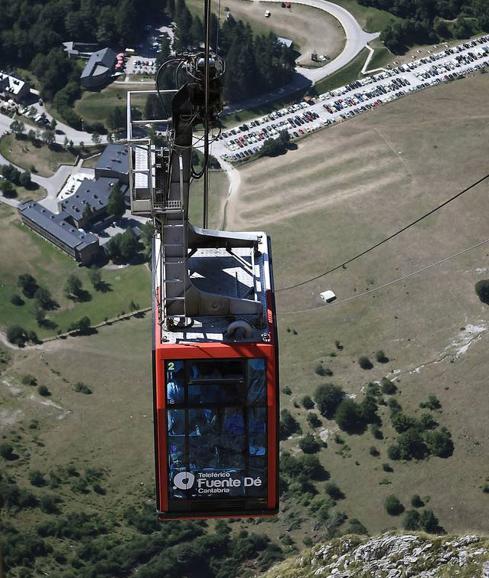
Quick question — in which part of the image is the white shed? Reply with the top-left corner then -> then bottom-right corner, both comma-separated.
320,290 -> 336,303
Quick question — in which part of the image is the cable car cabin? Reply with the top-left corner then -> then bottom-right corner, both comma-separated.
152,228 -> 279,520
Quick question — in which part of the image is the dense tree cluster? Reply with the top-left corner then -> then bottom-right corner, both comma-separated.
358,0 -> 489,53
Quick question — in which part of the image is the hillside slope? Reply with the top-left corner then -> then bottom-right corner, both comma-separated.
261,533 -> 489,577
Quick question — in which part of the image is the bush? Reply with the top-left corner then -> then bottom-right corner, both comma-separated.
314,383 -> 345,419
37,385 -> 50,397
387,445 -> 401,460
279,409 -> 301,440
375,350 -> 389,363
17,273 -> 38,298
385,495 -> 404,516
0,443 -> 17,460
21,374 -> 37,386
301,395 -> 314,410
0,179 -> 17,198
425,428 -> 454,458
420,395 -> 441,410
68,316 -> 92,335
74,382 -> 92,395
411,494 -> 424,508
391,412 -> 417,433
381,377 -> 397,395
370,424 -> 384,439
403,509 -> 421,530
314,364 -> 333,377
475,280 -> 489,304
282,385 -> 292,395
10,294 -> 24,306
419,509 -> 443,534
334,399 -> 366,434
29,470 -> 46,487
369,446 -> 380,457
6,325 -> 28,347
325,482 -> 345,500
346,518 -> 368,535
299,433 -> 321,454
306,412 -> 322,429
358,356 -> 373,370
382,463 -> 393,472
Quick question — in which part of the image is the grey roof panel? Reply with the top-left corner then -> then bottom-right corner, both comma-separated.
96,144 -> 129,175
18,202 -> 98,250
81,47 -> 117,79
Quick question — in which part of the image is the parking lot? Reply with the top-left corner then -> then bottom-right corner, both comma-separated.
125,55 -> 157,77
214,35 -> 489,162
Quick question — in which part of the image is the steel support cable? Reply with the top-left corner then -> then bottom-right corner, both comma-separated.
202,0 -> 212,227
280,236 -> 489,316
276,172 -> 489,293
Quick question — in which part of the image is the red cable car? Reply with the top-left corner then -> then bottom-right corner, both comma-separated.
152,231 -> 279,519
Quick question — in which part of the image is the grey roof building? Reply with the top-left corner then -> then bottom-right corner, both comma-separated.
80,47 -> 117,89
95,144 -> 129,184
0,72 -> 31,102
18,202 -> 99,264
60,177 -> 119,228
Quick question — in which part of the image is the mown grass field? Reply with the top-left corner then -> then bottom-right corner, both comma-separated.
226,71 -> 489,536
0,135 -> 76,177
0,204 -> 151,338
75,86 -> 150,127
2,68 -> 489,577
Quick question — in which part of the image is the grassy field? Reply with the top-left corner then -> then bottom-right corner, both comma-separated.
332,0 -> 401,33
0,204 -> 151,338
75,86 -> 150,127
0,135 -> 76,178
186,0 -> 345,66
188,169 -> 230,229
2,69 -> 489,576
226,71 -> 489,536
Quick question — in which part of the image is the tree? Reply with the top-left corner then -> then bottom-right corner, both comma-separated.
37,385 -> 50,397
425,428 -> 454,458
299,433 -> 321,454
10,119 -> 25,138
334,399 -> 365,434
475,280 -> 489,304
420,509 -> 443,533
91,132 -> 101,145
420,395 -> 441,410
29,470 -> 46,487
34,287 -> 56,310
0,180 -> 17,198
107,183 -> 126,219
106,229 -> 140,263
19,171 -> 32,188
314,383 -> 345,419
307,412 -> 322,429
397,428 -> 427,460
301,395 -> 314,410
42,129 -> 56,146
6,325 -> 28,347
403,509 -> 421,530
411,494 -> 424,508
68,316 -> 92,335
385,495 -> 404,516
88,269 -> 102,290
10,294 -> 24,306
375,350 -> 389,363
358,356 -> 373,369
279,409 -> 301,440
381,377 -> 397,395
107,106 -> 125,130
64,275 -> 83,299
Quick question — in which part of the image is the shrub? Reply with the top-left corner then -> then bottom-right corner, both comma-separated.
279,409 -> 301,440
301,395 -> 314,410
314,383 -> 345,418
282,385 -> 292,395
411,494 -> 424,508
0,443 -> 16,460
306,412 -> 322,429
74,382 -> 92,395
369,446 -> 380,457
303,536 -> 313,546
388,398 -> 402,413
21,374 -> 37,386
29,470 -> 46,487
391,412 -> 417,433
419,509 -> 443,533
403,509 -> 421,530
68,316 -> 92,335
382,463 -> 393,472
325,482 -> 345,500
376,351 -> 389,363
370,424 -> 384,439
482,485 -> 489,494
37,385 -> 50,397
17,273 -> 38,298
425,428 -> 454,458
346,518 -> 367,535
6,325 -> 28,347
475,280 -> 489,304
381,377 -> 397,395
314,364 -> 333,377
10,294 -> 24,306
334,399 -> 365,434
420,395 -> 441,410
299,433 -> 321,454
387,445 -> 401,460
385,495 -> 404,516
358,356 -> 373,370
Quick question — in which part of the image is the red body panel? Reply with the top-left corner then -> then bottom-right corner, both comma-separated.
154,341 -> 279,517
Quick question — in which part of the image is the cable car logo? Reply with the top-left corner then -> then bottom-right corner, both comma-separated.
173,471 -> 196,490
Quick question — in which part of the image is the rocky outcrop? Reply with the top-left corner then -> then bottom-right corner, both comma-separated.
261,533 -> 489,578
